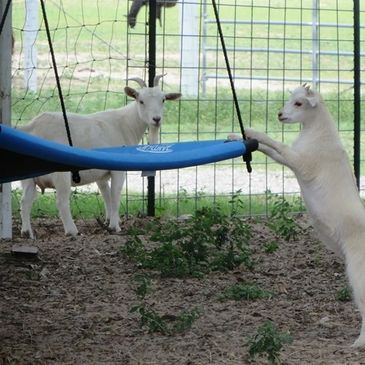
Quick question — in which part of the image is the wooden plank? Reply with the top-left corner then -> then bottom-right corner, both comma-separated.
11,244 -> 39,257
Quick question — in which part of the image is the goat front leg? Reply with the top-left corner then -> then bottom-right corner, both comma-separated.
53,172 -> 78,236
20,178 -> 37,239
228,129 -> 297,168
107,171 -> 126,233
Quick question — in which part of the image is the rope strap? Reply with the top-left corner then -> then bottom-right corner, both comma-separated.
211,0 -> 253,173
40,0 -> 80,183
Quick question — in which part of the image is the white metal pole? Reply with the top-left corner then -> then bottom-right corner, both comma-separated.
312,0 -> 319,88
24,0 -> 38,92
180,0 -> 200,97
0,0 -> 13,239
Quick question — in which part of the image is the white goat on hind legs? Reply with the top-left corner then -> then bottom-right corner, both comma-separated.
20,75 -> 181,239
229,85 -> 365,348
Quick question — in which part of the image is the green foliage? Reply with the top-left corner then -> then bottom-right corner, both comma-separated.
121,234 -> 148,265
268,194 -> 302,241
219,283 -> 272,301
264,240 -> 280,253
248,320 -> 292,365
132,273 -> 152,300
129,273 -> 200,335
121,205 -> 253,278
130,304 -> 170,335
171,307 -> 201,333
130,304 -> 200,335
336,286 -> 352,302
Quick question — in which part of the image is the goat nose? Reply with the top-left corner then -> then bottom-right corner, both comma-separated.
278,112 -> 282,118
153,116 -> 161,125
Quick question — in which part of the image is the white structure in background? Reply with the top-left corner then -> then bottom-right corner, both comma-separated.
179,0 -> 199,97
24,0 -> 38,92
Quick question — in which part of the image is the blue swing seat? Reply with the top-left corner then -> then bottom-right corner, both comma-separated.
0,124 -> 258,183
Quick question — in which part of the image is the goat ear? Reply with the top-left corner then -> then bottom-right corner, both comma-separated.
124,86 -> 139,100
306,95 -> 318,107
165,92 -> 182,101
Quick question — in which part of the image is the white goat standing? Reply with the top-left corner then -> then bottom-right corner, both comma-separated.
229,85 -> 365,347
20,75 -> 181,239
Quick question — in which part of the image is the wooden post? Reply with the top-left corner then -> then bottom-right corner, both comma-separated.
0,0 -> 12,239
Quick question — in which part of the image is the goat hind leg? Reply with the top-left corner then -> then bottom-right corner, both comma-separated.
96,178 -> 111,226
54,173 -> 78,236
108,171 -> 126,232
20,179 -> 37,238
346,243 -> 365,347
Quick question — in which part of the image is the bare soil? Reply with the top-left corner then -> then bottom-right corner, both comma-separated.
1,215 -> 365,365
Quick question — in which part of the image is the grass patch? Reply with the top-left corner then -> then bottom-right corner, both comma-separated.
12,188 -> 305,221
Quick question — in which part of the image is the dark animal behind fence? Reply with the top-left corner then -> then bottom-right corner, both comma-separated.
127,0 -> 178,28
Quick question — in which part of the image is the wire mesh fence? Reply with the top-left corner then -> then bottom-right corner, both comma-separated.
9,0 -> 365,220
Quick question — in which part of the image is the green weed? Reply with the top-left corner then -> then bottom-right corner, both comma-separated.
268,194 -> 302,241
248,320 -> 292,365
132,273 -> 153,300
130,304 -> 170,335
336,286 -> 352,302
219,283 -> 272,301
264,240 -> 280,253
130,273 -> 200,335
122,205 -> 253,278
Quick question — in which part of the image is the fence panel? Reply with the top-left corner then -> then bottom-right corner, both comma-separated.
6,0 -> 364,227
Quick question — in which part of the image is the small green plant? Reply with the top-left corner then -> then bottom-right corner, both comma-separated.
130,304 -> 169,334
148,241 -> 194,278
219,283 -> 272,301
248,320 -> 292,365
264,240 -> 279,253
121,233 -> 148,264
129,272 -> 200,335
171,307 -> 201,333
336,286 -> 352,302
268,194 -> 301,241
122,205 -> 253,278
130,302 -> 200,335
132,273 -> 152,300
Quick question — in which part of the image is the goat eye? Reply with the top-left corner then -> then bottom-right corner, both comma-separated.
294,101 -> 302,107
139,100 -> 144,105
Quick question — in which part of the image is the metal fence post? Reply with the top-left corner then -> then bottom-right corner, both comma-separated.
147,0 -> 156,216
353,0 -> 361,188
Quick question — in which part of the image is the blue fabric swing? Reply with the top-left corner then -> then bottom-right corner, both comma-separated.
0,124 -> 258,184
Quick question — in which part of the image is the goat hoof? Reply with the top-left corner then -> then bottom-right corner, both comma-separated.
65,229 -> 79,237
351,336 -> 365,348
21,230 -> 35,240
107,225 -> 122,235
227,133 -> 241,141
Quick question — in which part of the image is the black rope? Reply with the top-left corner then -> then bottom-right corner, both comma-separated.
0,0 -> 11,36
39,0 -> 80,183
211,0 -> 252,173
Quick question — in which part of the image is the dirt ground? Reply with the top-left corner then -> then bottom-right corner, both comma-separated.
1,215 -> 365,365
